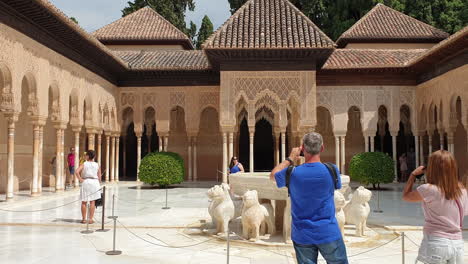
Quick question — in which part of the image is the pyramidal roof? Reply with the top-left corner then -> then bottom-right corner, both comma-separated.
336,4 -> 449,47
203,0 -> 335,49
93,7 -> 193,49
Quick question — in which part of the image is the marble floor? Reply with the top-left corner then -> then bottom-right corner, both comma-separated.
0,181 -> 467,264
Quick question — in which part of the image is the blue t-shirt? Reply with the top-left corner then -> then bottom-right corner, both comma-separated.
275,162 -> 342,245
230,163 -> 241,174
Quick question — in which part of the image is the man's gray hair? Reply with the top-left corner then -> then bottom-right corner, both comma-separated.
302,132 -> 323,155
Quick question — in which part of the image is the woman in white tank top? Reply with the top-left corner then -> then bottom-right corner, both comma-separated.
75,150 -> 101,224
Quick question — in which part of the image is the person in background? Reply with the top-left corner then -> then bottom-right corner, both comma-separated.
229,156 -> 244,174
270,132 -> 348,264
66,147 -> 75,188
75,150 -> 101,224
403,150 -> 468,264
399,153 -> 408,182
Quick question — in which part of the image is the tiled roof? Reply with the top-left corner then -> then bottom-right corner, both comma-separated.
113,50 -> 211,70
323,49 -> 427,69
203,0 -> 334,49
93,7 -> 192,48
337,4 -> 449,47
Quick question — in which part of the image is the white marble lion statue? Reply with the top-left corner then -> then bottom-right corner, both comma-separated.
344,186 -> 372,237
206,183 -> 235,235
241,190 -> 276,242
334,190 -> 347,238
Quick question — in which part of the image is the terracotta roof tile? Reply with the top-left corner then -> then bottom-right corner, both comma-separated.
323,49 -> 427,69
203,0 -> 334,49
337,4 -> 449,47
113,50 -> 211,70
93,7 -> 192,47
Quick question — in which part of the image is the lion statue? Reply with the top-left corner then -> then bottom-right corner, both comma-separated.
206,183 -> 235,235
334,190 -> 347,238
344,186 -> 372,237
241,190 -> 275,242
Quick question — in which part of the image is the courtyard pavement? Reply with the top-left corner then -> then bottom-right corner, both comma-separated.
0,181 -> 467,264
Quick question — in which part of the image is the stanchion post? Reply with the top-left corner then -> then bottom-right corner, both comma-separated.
96,186 -> 109,232
373,190 -> 383,213
81,202 -> 94,234
402,232 -> 405,264
162,188 -> 170,209
106,193 -> 122,255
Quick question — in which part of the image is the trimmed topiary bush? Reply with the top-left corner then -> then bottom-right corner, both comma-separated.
139,152 -> 185,187
349,152 -> 394,189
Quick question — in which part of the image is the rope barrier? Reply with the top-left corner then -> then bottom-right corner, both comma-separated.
348,235 -> 401,258
0,188 -> 102,213
403,233 -> 421,248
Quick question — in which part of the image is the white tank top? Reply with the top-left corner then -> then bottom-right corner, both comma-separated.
83,161 -> 99,179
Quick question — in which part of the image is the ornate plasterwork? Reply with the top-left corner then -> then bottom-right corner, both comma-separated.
121,92 -> 136,107
199,92 -> 219,110
233,76 -> 301,101
170,92 -> 185,108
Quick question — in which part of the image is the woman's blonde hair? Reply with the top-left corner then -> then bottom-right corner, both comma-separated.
426,150 -> 462,200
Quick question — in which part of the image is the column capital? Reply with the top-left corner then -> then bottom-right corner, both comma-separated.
30,116 -> 47,126
86,127 -> 99,134
53,121 -> 67,130
220,125 -> 236,133
363,130 -> 377,137
71,125 -> 82,133
104,131 -> 112,137
389,130 -> 399,137
135,132 -> 143,138
4,112 -> 19,123
333,131 -> 346,137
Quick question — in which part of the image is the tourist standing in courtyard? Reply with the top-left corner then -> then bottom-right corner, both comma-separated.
229,156 -> 244,174
75,150 -> 102,224
399,153 -> 408,182
403,150 -> 468,264
66,147 -> 75,188
270,132 -> 348,264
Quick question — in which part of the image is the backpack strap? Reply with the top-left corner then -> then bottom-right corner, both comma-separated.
323,162 -> 339,190
285,165 -> 295,197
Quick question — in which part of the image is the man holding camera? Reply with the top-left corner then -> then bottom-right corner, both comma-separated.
270,132 -> 348,264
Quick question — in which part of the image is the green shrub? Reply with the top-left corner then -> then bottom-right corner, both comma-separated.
349,152 -> 394,189
139,152 -> 185,187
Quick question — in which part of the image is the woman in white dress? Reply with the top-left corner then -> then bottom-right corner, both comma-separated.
75,150 -> 101,224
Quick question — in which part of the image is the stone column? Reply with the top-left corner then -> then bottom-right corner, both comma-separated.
335,136 -> 340,167
370,136 -> 375,152
5,113 -> 17,200
96,133 -> 102,165
105,134 -> 110,182
54,123 -> 66,192
115,135 -> 120,182
364,135 -> 369,152
136,133 -> 142,182
340,137 -> 346,173
222,132 -> 228,183
228,132 -> 234,160
110,136 -> 116,181
440,132 -> 445,150
73,127 -> 81,187
31,123 -> 42,196
122,134 -> 127,178
391,132 -> 398,182
158,136 -> 163,152
415,135 -> 420,168
193,136 -> 198,181
163,136 -> 168,152
188,136 -> 193,181
447,132 -> 455,153
38,126 -> 44,193
274,133 -> 280,166
428,134 -> 433,155
87,130 -> 96,151
419,136 -> 424,166
281,132 -> 286,162
249,129 -> 254,173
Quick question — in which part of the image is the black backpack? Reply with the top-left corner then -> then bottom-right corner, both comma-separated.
285,162 -> 339,196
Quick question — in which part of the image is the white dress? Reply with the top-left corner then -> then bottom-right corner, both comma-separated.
80,161 -> 101,202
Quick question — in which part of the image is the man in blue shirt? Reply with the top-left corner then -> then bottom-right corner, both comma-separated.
270,132 -> 348,264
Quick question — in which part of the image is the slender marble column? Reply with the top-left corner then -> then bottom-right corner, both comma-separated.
96,133 -> 102,165
391,133 -> 398,182
281,132 -> 286,162
122,134 -> 127,178
193,137 -> 198,181
340,137 -> 346,173
5,114 -> 17,200
158,136 -> 163,152
31,124 -> 41,196
87,132 -> 95,151
188,136 -> 193,181
440,132 -> 445,150
364,136 -> 369,152
105,135 -> 110,182
38,126 -> 44,193
447,132 -> 455,153
55,126 -> 65,192
110,136 -> 116,181
163,136 -> 168,152
335,136 -> 340,167
370,136 -> 375,152
137,134 -> 142,182
228,132 -> 234,160
275,133 -> 280,166
249,131 -> 254,173
428,135 -> 433,155
419,136 -> 424,166
415,135 -> 420,168
73,129 -> 80,187
115,136 -> 120,182
222,132 -> 228,183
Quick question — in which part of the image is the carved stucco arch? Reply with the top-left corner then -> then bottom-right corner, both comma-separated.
316,105 -> 335,132
20,71 -> 39,116
48,81 -> 61,122
400,104 -> 413,135
0,61 -> 13,111
348,105 -> 364,132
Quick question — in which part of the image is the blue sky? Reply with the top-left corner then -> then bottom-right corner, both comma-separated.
49,0 -> 231,33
